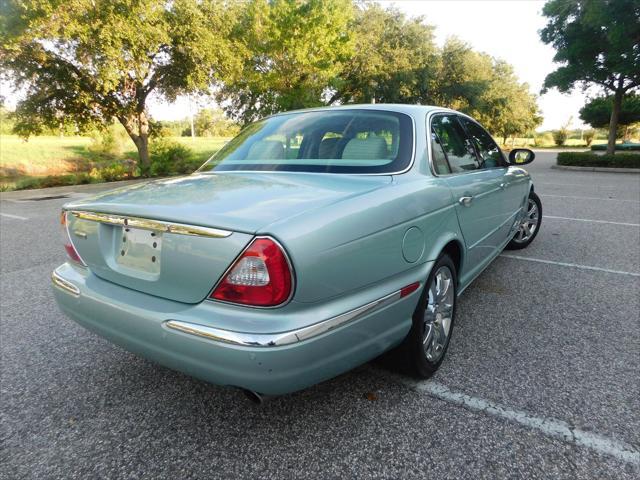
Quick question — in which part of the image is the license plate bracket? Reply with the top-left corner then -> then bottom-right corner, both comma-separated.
116,227 -> 162,274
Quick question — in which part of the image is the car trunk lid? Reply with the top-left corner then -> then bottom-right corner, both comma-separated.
64,172 -> 390,303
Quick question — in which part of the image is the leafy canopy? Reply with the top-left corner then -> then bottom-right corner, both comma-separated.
330,4 -> 438,105
540,0 -> 640,94
217,0 -> 354,124
434,39 -> 541,140
579,93 -> 640,128
0,0 -> 243,169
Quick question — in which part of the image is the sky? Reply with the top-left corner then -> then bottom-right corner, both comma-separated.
149,0 -> 594,130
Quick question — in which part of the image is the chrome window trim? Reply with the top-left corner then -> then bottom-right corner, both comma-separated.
205,235 -> 296,309
166,287 -> 409,347
51,270 -> 80,297
68,210 -> 233,239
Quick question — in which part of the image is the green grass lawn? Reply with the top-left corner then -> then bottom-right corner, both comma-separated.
0,135 -> 94,178
0,135 -> 229,188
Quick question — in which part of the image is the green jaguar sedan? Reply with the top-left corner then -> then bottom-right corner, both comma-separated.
52,104 -> 542,402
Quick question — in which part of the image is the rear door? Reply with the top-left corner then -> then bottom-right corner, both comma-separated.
430,114 -> 509,271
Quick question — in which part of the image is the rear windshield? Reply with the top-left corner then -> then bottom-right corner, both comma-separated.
199,109 -> 414,174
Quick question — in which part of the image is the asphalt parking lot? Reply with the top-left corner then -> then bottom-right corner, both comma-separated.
1,151 -> 639,479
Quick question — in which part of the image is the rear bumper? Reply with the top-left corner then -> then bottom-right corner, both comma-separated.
52,262 -> 425,395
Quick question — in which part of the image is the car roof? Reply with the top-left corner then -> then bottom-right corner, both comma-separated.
269,103 -> 456,119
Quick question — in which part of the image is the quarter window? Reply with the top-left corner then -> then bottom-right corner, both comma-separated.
431,115 -> 480,173
430,130 -> 452,174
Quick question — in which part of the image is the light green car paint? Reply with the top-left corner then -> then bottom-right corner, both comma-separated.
52,104 -> 533,395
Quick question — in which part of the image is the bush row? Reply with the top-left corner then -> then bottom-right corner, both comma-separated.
557,152 -> 640,168
1,139 -> 207,191
591,143 -> 640,151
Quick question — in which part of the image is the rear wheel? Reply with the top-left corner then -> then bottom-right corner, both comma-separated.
403,253 -> 457,378
506,191 -> 542,250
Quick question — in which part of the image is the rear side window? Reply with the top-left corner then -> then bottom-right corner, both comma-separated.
459,118 -> 505,168
431,115 -> 480,173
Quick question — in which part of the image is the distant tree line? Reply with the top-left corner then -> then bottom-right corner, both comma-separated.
1,0 -> 541,173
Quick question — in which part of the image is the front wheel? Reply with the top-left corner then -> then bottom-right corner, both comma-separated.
402,253 -> 457,378
506,191 -> 542,250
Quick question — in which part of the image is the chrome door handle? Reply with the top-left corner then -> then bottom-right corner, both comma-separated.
459,196 -> 473,207
499,182 -> 507,189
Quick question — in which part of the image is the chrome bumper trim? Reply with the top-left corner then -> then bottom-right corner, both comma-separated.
166,289 -> 405,347
51,270 -> 80,297
69,210 -> 232,239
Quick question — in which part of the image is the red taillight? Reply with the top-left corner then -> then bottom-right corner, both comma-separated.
60,211 -> 85,265
211,237 -> 293,307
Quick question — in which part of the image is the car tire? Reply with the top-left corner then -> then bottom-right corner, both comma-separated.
403,253 -> 457,378
505,191 -> 542,250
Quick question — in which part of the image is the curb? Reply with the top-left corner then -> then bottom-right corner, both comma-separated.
0,178 -> 150,200
552,165 -> 640,174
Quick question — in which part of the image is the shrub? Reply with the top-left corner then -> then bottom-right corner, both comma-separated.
100,162 -> 131,181
583,129 -> 595,146
553,129 -> 568,146
557,152 -> 640,168
87,123 -> 130,159
533,132 -> 554,147
149,139 -> 196,176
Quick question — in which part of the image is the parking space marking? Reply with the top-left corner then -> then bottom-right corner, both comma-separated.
536,182 -> 621,188
401,379 -> 640,465
501,254 -> 640,277
0,212 -> 28,220
541,194 -> 640,203
545,215 -> 640,227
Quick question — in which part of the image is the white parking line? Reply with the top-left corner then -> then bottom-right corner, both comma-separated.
401,379 -> 640,465
501,254 -> 640,277
541,194 -> 640,203
537,182 -> 620,188
0,212 -> 28,220
545,215 -> 640,227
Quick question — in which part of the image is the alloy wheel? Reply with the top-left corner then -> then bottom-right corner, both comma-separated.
423,266 -> 454,362
513,198 -> 539,243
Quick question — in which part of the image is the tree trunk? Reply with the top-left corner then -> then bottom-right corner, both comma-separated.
136,135 -> 150,176
138,111 -> 150,174
118,112 -> 151,176
606,87 -> 624,155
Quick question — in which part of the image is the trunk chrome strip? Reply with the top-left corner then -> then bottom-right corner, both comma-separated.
51,271 -> 80,297
69,211 -> 232,238
165,289 -> 405,347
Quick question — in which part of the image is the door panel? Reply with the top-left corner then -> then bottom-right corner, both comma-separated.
444,169 -> 508,269
430,114 -> 513,277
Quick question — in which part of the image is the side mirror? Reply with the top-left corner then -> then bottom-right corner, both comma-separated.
508,148 -> 535,165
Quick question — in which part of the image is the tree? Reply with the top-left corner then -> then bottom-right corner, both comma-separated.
0,0 -> 243,173
193,108 -> 240,137
328,4 -> 439,105
433,39 -> 541,142
540,0 -> 640,154
579,93 -> 640,129
217,0 -> 354,125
